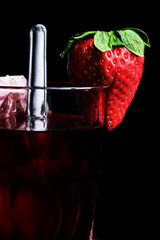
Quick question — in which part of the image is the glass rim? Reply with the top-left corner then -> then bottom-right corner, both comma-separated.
0,85 -> 108,91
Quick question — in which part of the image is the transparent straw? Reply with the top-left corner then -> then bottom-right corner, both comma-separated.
27,24 -> 47,130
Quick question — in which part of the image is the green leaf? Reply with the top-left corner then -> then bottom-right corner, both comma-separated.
112,32 -> 124,46
60,38 -> 75,58
125,28 -> 150,47
94,31 -> 113,52
117,29 -> 145,56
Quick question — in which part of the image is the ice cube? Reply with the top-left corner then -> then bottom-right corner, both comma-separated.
0,75 -> 27,87
0,75 -> 27,105
0,75 -> 27,129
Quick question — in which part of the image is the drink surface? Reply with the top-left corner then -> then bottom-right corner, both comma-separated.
0,123 -> 102,240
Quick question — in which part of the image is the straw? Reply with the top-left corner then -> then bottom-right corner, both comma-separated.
27,24 -> 47,130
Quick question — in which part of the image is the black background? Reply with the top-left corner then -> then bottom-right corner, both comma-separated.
0,3 -> 157,240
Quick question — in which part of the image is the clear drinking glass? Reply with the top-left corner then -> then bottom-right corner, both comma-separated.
0,84 -> 106,240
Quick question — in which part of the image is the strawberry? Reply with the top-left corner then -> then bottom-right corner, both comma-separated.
61,29 -> 150,130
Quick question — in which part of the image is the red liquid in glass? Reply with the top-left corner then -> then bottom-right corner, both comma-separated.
0,122 -> 102,240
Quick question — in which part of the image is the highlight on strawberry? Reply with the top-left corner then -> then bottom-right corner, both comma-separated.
61,28 -> 150,130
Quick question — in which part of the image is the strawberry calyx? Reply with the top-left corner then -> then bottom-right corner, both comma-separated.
60,28 -> 150,58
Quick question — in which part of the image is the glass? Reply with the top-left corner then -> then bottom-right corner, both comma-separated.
0,84 -> 106,240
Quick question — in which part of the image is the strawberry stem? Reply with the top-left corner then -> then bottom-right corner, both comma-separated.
74,31 -> 96,39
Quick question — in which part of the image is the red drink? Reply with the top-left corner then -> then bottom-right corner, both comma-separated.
0,125 -> 102,240
0,86 -> 105,240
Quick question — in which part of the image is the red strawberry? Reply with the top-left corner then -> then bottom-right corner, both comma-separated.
101,47 -> 145,130
61,29 -> 150,130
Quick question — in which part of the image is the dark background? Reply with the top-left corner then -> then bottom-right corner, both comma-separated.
0,3 -> 157,240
